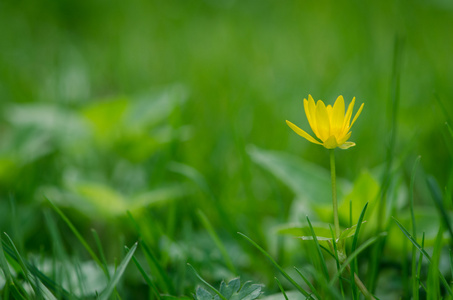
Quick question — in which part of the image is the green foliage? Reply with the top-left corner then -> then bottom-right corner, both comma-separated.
194,278 -> 262,300
1,1 -> 453,299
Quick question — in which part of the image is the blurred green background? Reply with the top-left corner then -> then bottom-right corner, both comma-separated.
1,0 -> 452,297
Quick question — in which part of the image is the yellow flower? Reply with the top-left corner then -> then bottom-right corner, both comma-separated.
286,95 -> 364,149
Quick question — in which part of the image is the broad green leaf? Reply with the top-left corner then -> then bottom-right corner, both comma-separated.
230,281 -> 262,300
338,171 -> 379,226
337,221 -> 366,241
44,183 -> 187,218
73,182 -> 127,215
130,185 -> 188,210
260,291 -> 305,300
125,85 -> 187,131
196,287 -> 214,300
299,236 -> 331,241
5,103 -> 90,148
248,145 -> 349,207
219,278 -> 242,299
82,87 -> 188,161
275,222 -> 332,239
193,277 -> 262,300
82,97 -> 129,141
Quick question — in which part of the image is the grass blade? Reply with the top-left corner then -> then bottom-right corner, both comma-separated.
1,238 -> 73,299
130,253 -> 162,300
350,203 -> 368,253
426,176 -> 453,241
127,211 -> 174,294
3,234 -> 59,299
46,198 -> 105,274
434,92 -> 453,125
98,242 -> 138,300
238,232 -> 313,298
447,122 -> 453,140
274,277 -> 289,300
329,226 -> 345,300
450,249 -> 453,280
329,233 -> 385,286
409,156 -> 421,238
417,233 -> 426,294
409,156 -> 421,300
0,234 -> 16,300
91,229 -> 111,280
197,210 -> 237,275
306,216 -> 329,282
3,232 -> 40,296
187,263 -> 228,300
294,266 -> 321,299
350,203 -> 368,299
427,225 -> 443,298
0,235 -> 13,281
393,218 -> 453,296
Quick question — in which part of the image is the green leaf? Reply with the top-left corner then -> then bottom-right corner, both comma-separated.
193,277 -> 262,300
188,263 -> 228,300
393,217 -> 453,296
231,281 -> 262,300
237,233 -> 312,298
275,222 -> 333,240
299,235 -> 332,241
98,242 -> 138,300
329,233 -> 386,286
338,171 -> 379,226
338,221 -> 366,241
130,253 -> 162,300
219,278 -> 241,299
196,287 -> 214,300
248,145 -> 349,207
124,85 -> 187,131
46,183 -> 187,218
82,97 -> 129,142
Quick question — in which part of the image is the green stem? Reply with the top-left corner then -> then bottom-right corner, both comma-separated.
330,149 -> 340,239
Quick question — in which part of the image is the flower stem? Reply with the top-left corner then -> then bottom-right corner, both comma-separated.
330,149 -> 340,239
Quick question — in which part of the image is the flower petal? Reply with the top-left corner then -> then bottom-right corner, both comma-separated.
332,95 -> 345,136
304,96 -> 318,137
349,102 -> 364,129
343,97 -> 355,132
286,120 -> 322,145
315,100 -> 330,141
338,131 -> 352,145
326,105 -> 333,120
339,141 -> 356,149
323,135 -> 339,149
305,95 -> 319,138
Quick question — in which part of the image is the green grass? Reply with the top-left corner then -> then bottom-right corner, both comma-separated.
1,0 -> 453,299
